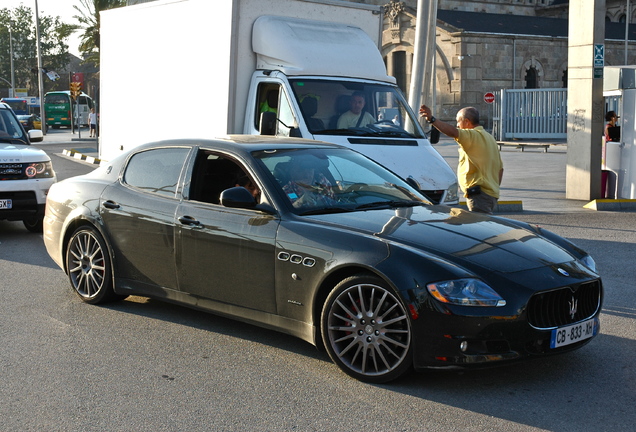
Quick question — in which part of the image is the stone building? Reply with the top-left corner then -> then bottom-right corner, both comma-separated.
352,0 -> 636,122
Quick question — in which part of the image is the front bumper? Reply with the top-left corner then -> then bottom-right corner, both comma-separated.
408,278 -> 603,369
411,313 -> 601,370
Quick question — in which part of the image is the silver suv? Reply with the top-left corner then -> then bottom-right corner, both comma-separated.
0,102 -> 56,232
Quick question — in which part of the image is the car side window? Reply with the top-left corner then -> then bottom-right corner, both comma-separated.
123,148 -> 189,197
189,150 -> 257,204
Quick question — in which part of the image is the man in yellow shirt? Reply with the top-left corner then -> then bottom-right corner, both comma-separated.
419,105 -> 504,214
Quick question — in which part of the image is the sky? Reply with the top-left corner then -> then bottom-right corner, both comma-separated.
3,0 -> 83,56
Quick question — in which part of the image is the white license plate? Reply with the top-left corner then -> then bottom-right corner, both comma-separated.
550,317 -> 599,349
0,199 -> 12,210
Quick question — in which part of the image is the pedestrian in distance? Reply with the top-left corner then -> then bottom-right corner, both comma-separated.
604,110 -> 620,142
419,105 -> 504,214
88,108 -> 97,138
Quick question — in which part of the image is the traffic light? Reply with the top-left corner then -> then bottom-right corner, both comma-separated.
70,82 -> 82,100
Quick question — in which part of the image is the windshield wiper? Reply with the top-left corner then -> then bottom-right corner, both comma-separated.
299,206 -> 356,216
355,200 -> 423,211
313,129 -> 358,136
0,137 -> 27,145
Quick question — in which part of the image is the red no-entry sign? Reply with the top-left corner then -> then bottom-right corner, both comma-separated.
484,92 -> 495,104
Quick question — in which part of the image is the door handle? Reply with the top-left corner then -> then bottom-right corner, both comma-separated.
178,215 -> 201,227
102,200 -> 120,209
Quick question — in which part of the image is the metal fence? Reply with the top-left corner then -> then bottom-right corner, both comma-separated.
492,88 -> 567,140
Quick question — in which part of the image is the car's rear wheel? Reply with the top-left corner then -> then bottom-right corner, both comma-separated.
321,274 -> 413,383
66,226 -> 125,304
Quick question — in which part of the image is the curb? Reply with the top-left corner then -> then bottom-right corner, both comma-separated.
583,199 -> 636,211
62,148 -> 101,165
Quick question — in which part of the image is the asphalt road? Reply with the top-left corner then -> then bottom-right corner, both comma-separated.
0,138 -> 633,431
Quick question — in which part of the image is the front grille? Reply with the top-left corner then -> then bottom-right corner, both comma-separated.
422,190 -> 443,204
0,163 -> 27,180
527,281 -> 602,329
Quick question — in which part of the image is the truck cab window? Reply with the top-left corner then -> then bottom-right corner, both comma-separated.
276,91 -> 297,137
256,84 -> 279,130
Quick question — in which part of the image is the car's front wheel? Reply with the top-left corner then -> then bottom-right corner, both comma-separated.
321,274 -> 413,383
65,226 -> 125,304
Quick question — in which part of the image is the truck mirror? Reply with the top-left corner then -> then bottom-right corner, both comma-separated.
259,111 -> 277,135
429,127 -> 440,144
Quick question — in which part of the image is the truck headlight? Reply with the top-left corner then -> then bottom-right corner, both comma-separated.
427,278 -> 506,307
443,182 -> 459,203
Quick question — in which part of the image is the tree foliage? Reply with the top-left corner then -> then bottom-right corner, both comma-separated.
0,5 -> 76,95
73,0 -> 126,67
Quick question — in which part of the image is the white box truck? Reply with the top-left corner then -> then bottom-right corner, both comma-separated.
100,0 -> 458,204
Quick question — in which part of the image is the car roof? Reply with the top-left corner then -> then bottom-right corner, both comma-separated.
134,136 -> 345,154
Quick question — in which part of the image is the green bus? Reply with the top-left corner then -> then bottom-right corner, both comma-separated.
44,91 -> 93,128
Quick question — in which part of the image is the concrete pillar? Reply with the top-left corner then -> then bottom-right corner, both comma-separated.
386,51 -> 394,77
406,52 -> 413,99
566,0 -> 605,200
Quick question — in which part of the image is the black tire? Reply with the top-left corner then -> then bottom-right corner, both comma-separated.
23,217 -> 43,233
321,274 -> 413,383
65,226 -> 125,304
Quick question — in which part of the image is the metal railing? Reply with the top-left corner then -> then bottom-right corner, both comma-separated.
492,88 -> 567,140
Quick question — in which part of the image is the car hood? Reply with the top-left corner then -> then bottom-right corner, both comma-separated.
308,205 -> 576,273
0,143 -> 49,162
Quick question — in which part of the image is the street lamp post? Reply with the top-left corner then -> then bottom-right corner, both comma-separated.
625,0 -> 631,65
34,0 -> 46,134
9,27 -> 15,97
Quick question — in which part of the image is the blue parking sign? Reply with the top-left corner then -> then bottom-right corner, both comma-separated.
594,44 -> 604,68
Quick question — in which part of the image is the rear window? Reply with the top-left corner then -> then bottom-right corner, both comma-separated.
44,94 -> 69,104
123,148 -> 190,197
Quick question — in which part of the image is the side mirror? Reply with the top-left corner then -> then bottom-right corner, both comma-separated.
429,127 -> 440,144
28,129 -> 44,143
220,186 -> 257,209
405,176 -> 421,191
259,111 -> 277,135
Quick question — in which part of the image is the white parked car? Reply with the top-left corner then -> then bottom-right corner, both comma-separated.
0,102 -> 56,232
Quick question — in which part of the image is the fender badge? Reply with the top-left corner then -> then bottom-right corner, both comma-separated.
557,268 -> 570,277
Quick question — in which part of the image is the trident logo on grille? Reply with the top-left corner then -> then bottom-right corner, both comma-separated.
568,296 -> 578,320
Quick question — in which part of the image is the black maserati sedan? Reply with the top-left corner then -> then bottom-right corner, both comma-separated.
43,136 -> 602,383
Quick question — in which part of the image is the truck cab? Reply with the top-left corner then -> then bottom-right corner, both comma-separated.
242,16 -> 458,204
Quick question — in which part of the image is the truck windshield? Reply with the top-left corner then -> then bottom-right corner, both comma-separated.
289,79 -> 424,139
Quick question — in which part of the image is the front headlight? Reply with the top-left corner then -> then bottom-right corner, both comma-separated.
426,278 -> 506,307
25,161 -> 55,179
579,254 -> 596,273
443,182 -> 459,203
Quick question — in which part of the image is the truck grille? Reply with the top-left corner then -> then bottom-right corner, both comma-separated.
422,190 -> 443,204
0,163 -> 27,180
527,281 -> 602,329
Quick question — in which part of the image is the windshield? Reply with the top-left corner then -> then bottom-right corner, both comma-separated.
289,79 -> 424,139
0,108 -> 28,144
254,147 -> 430,215
1,99 -> 28,115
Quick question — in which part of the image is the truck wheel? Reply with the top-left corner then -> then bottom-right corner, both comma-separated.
23,217 -> 43,233
321,274 -> 413,383
65,226 -> 125,304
